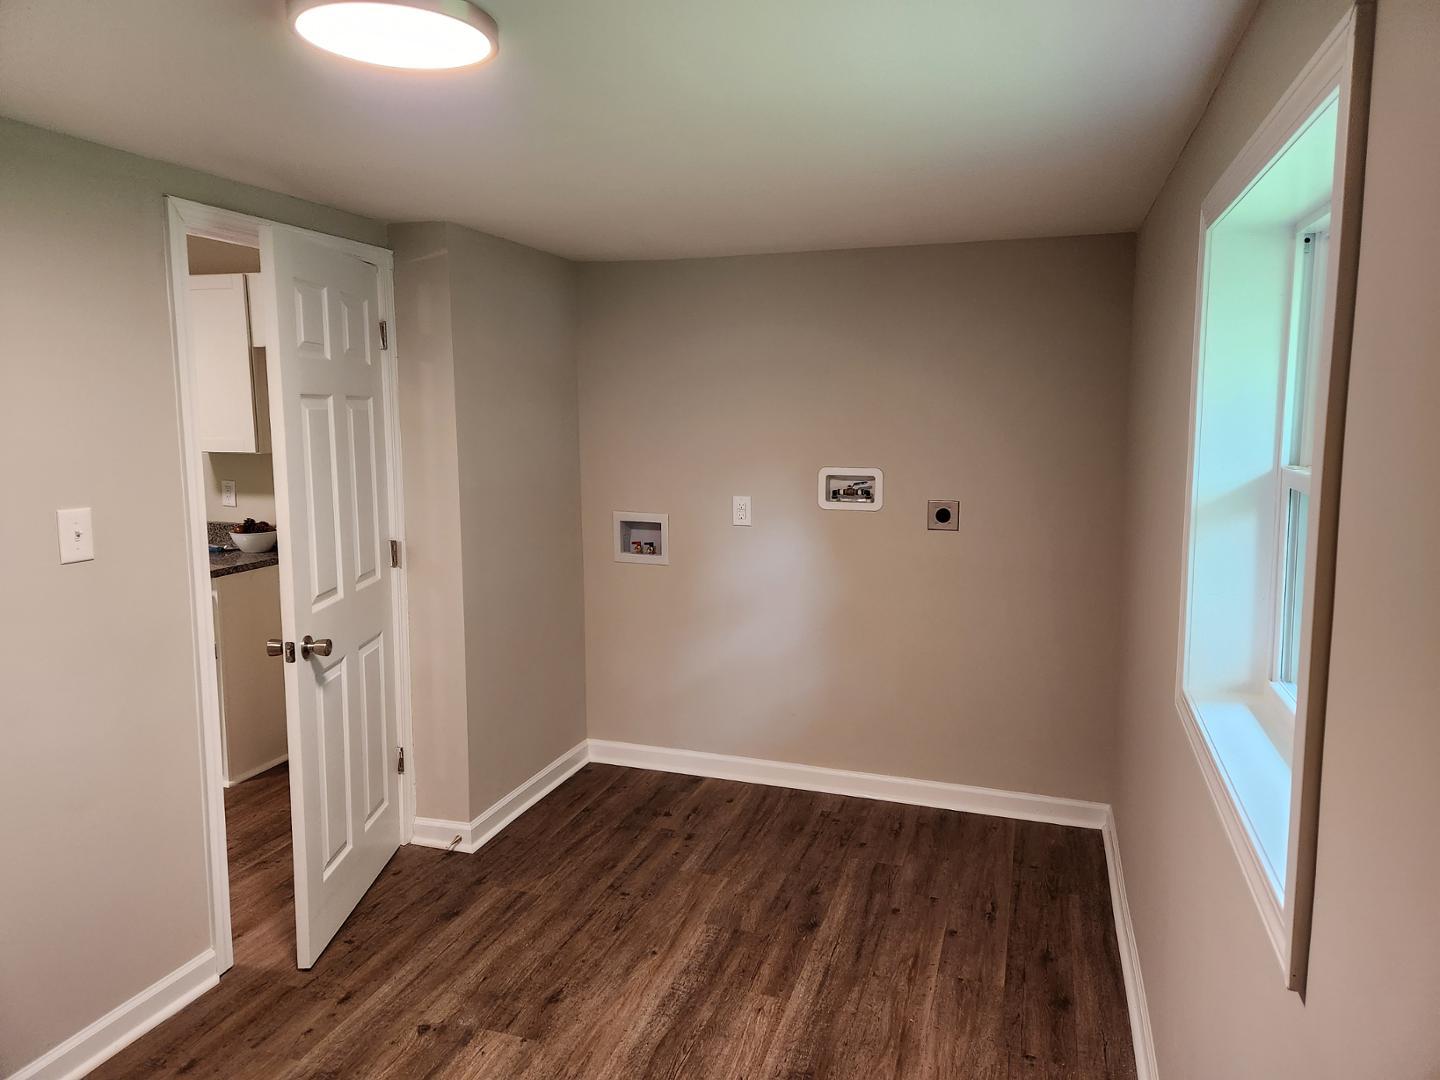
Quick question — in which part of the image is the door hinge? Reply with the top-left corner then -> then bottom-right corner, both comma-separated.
379,320 -> 389,350
389,538 -> 402,568
397,746 -> 406,774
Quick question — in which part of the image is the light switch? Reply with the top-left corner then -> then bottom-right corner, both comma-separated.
221,480 -> 237,508
732,495 -> 752,526
57,507 -> 95,564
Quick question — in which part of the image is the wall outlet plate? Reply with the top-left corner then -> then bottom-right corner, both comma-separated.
927,500 -> 960,531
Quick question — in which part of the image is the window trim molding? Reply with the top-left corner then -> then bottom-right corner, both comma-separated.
1173,2 -> 1374,996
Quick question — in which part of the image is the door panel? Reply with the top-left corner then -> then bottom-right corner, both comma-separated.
346,396 -> 382,587
338,290 -> 372,365
300,394 -> 343,608
357,633 -> 388,824
317,659 -> 352,873
263,226 -> 400,968
294,281 -> 328,355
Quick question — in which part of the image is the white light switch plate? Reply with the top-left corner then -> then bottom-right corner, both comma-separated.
732,495 -> 752,526
57,507 -> 94,564
221,480 -> 237,508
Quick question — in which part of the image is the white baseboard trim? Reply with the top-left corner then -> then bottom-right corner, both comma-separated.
225,752 -> 288,788
410,740 -> 589,855
1102,810 -> 1159,1080
586,739 -> 1110,829
11,949 -> 219,1080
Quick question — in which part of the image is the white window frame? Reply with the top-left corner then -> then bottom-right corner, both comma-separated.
1174,6 -> 1372,995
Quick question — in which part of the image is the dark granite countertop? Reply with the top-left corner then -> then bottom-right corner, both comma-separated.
210,548 -> 279,579
207,521 -> 279,578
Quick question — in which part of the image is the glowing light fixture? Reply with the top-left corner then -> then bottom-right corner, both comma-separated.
289,0 -> 498,70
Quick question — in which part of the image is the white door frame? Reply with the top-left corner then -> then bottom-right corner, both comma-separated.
163,196 -> 416,974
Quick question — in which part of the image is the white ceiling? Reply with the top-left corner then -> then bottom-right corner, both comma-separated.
0,0 -> 1254,261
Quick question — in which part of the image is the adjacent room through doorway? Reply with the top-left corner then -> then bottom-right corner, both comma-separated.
184,232 -> 296,966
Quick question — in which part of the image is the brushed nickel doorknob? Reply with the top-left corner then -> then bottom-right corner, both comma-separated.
301,635 -> 333,659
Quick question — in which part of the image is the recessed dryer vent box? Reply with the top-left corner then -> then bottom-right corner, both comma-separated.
818,467 -> 883,511
614,511 -> 669,564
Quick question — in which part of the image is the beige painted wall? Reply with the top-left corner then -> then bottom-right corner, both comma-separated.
391,224 -> 473,823
576,237 -> 1133,801
1114,1 -> 1440,1076
0,116 -> 384,1073
447,225 -> 589,814
391,222 -> 588,822
202,452 -> 276,522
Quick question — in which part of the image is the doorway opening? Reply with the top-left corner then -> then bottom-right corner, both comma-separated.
166,199 -> 415,978
184,233 -> 296,965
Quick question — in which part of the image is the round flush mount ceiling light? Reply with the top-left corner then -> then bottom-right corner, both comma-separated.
289,0 -> 498,70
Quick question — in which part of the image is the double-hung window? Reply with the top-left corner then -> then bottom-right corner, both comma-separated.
1176,8 -> 1371,994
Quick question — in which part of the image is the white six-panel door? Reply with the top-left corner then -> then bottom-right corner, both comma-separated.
261,225 -> 401,968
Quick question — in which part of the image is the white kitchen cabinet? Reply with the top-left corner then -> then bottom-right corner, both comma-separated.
190,272 -> 271,453
213,565 -> 288,785
243,272 -> 267,348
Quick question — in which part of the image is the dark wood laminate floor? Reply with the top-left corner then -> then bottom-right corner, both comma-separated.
221,763 -> 297,957
93,763 -> 1136,1079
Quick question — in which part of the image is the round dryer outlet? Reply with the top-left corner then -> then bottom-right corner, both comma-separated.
927,500 -> 959,531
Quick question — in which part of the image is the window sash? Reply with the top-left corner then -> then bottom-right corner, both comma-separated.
1268,221 -> 1328,705
1275,487 -> 1310,693
1282,228 -> 1329,469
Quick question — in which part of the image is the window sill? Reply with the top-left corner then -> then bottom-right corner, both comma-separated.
1175,691 -> 1291,968
1189,697 -> 1291,896
1257,681 -> 1297,763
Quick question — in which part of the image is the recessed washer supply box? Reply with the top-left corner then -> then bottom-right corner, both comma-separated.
817,467 -> 883,511
613,511 -> 669,564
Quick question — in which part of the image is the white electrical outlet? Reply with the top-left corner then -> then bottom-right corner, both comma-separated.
732,495 -> 752,526
221,480 -> 237,508
57,507 -> 95,564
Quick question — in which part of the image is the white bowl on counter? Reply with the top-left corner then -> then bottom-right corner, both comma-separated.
229,530 -> 278,553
